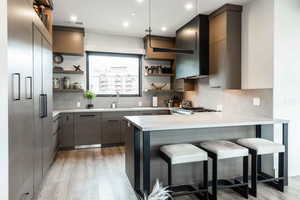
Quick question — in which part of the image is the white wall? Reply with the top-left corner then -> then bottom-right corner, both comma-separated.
0,0 -> 9,199
273,0 -> 300,177
242,0 -> 274,89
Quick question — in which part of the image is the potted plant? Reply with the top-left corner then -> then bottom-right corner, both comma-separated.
139,180 -> 172,200
83,90 -> 96,109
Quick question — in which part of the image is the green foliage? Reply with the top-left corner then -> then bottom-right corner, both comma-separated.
83,90 -> 96,99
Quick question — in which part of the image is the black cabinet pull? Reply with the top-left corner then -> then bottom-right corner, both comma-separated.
108,119 -> 119,122
80,114 -> 96,118
21,192 -> 30,200
39,94 -> 47,118
12,73 -> 20,101
25,76 -> 32,99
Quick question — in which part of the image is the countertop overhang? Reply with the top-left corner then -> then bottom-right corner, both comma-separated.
124,112 -> 289,132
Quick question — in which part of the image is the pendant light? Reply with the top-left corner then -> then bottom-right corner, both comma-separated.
146,0 -> 196,55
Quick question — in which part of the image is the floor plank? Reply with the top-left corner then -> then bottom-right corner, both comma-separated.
37,147 -> 300,200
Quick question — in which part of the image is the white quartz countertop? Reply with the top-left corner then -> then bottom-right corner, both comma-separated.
52,107 -> 172,118
124,112 -> 289,131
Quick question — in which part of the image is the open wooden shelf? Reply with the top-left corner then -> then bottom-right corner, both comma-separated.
144,73 -> 174,77
144,89 -> 174,93
53,88 -> 84,93
53,70 -> 84,74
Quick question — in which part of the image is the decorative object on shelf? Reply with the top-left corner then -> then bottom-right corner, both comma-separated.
138,179 -> 171,200
161,66 -> 172,74
53,66 -> 64,71
53,54 -> 64,64
53,88 -> 84,93
62,77 -> 70,89
151,83 -> 167,90
71,82 -> 82,89
53,78 -> 61,89
152,96 -> 158,107
83,90 -> 96,109
145,65 -> 172,75
73,64 -> 82,71
145,66 -> 153,74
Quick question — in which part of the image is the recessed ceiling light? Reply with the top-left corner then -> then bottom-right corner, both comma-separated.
131,12 -> 136,16
70,15 -> 78,22
123,21 -> 129,27
185,3 -> 193,10
161,26 -> 167,32
136,0 -> 144,3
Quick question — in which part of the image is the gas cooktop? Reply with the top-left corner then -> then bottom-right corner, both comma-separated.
183,107 -> 217,112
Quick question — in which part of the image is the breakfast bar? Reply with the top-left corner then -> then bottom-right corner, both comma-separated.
124,113 -> 289,195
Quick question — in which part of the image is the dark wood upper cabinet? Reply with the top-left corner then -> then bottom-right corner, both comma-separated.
175,15 -> 209,79
209,4 -> 242,89
143,35 -> 176,60
53,26 -> 85,56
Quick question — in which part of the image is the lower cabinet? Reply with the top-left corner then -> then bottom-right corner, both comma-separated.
58,110 -> 171,148
59,113 -> 75,148
101,117 -> 122,145
74,113 -> 101,145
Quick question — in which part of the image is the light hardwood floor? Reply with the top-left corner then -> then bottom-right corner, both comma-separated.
37,147 -> 300,200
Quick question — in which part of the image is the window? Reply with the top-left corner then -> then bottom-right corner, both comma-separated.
87,52 -> 141,96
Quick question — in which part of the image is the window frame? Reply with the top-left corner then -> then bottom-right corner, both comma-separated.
86,51 -> 142,97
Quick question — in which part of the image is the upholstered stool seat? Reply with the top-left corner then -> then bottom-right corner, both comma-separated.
200,140 -> 249,159
160,144 -> 209,199
236,138 -> 286,197
237,138 -> 285,155
160,143 -> 208,164
200,140 -> 249,200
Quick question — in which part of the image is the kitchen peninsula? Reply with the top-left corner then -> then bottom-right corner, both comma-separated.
124,113 -> 289,195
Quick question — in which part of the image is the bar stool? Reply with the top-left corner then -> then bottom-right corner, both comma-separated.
237,138 -> 285,197
160,143 -> 209,199
200,140 -> 249,200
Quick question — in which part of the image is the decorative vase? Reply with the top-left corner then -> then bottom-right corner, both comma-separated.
86,99 -> 94,109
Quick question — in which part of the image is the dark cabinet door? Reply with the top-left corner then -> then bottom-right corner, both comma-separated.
102,118 -> 121,145
74,113 -> 101,145
41,38 -> 54,176
59,113 -> 75,148
33,25 -> 43,197
176,17 -> 199,79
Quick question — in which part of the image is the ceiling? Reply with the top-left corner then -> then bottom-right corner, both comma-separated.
53,0 -> 250,37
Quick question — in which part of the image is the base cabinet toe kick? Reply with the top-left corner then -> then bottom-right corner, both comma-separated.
123,115 -> 289,195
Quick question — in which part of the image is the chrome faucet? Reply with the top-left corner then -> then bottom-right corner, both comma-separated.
116,91 -> 120,107
110,91 -> 120,108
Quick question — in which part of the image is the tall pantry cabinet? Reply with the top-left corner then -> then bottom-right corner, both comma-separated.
33,25 -> 54,196
8,0 -> 53,199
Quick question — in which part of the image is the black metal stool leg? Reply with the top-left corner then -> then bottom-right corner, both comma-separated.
278,152 -> 285,192
203,160 -> 209,200
250,151 -> 257,197
212,156 -> 218,200
168,161 -> 172,187
243,156 -> 249,198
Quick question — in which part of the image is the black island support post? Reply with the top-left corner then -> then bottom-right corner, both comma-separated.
132,123 -> 289,195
